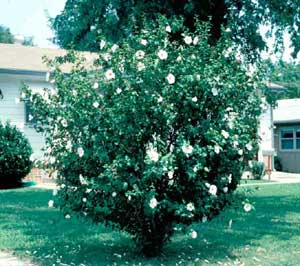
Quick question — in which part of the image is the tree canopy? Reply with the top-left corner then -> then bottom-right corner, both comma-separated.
0,25 -> 14,44
52,0 -> 300,57
271,61 -> 300,98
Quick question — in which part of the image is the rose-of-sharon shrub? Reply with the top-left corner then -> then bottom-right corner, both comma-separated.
0,122 -> 33,188
22,18 -> 263,256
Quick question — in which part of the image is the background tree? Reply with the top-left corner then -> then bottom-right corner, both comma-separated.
52,0 -> 300,57
270,61 -> 300,98
0,25 -> 14,44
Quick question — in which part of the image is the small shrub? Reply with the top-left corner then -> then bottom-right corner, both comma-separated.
0,122 -> 33,188
274,156 -> 282,171
250,161 -> 266,180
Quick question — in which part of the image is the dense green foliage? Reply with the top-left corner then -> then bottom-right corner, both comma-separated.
0,123 -> 33,188
52,0 -> 300,57
0,25 -> 14,44
249,161 -> 265,180
271,61 -> 300,98
23,18 -> 262,256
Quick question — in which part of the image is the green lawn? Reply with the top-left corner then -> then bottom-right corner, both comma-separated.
0,184 -> 300,266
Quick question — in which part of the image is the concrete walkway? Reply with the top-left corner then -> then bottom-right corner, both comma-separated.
0,251 -> 35,266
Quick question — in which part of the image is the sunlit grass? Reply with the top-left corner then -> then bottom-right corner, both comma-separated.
0,184 -> 300,266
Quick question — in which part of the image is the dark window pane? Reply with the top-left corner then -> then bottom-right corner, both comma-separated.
296,139 -> 300,149
281,139 -> 294,150
296,130 -> 300,138
281,130 -> 293,139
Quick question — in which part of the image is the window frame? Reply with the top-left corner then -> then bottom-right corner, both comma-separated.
280,127 -> 300,152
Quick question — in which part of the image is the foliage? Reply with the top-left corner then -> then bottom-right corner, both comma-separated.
274,156 -> 283,171
0,122 -> 33,188
270,61 -> 300,99
0,25 -> 14,44
22,36 -> 35,46
23,18 -> 262,256
52,0 -> 300,58
249,161 -> 265,180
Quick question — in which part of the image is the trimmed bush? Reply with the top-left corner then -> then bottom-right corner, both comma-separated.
250,161 -> 266,180
274,156 -> 282,171
22,17 -> 263,256
0,122 -> 33,188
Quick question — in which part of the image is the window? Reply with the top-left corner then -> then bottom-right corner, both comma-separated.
280,128 -> 300,151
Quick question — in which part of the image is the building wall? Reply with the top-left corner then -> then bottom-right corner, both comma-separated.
0,73 -> 49,159
274,123 -> 300,173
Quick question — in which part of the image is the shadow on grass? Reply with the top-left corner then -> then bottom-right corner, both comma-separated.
0,185 -> 300,265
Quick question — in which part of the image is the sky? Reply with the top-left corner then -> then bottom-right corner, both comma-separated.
0,0 -> 66,48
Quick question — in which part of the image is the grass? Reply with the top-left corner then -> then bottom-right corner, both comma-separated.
0,184 -> 300,266
240,178 -> 275,185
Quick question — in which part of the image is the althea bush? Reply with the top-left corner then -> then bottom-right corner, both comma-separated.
22,18 -> 262,256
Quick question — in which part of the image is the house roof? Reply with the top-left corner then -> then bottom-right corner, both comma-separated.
0,43 -> 96,74
273,98 -> 300,124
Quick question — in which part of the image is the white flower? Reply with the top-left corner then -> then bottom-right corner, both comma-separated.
193,166 -> 198,172
100,40 -> 106,49
202,216 -> 208,223
243,203 -> 252,212
116,88 -> 122,94
238,149 -> 243,156
225,28 -> 231,33
157,49 -> 168,60
214,145 -> 221,154
93,82 -> 99,89
228,174 -> 232,184
65,214 -> 71,219
105,69 -> 115,80
135,50 -> 145,59
246,143 -> 253,151
146,144 -> 159,162
186,202 -> 195,212
211,87 -> 218,96
191,230 -> 198,239
52,189 -> 58,196
233,140 -> 239,148
184,36 -> 193,45
182,144 -> 193,155
79,174 -> 88,185
141,39 -> 147,45
248,160 -> 253,168
77,147 -> 84,157
165,25 -> 172,32
61,119 -> 68,128
209,185 -> 217,196
192,97 -> 198,102
176,55 -> 182,61
60,184 -> 66,189
157,96 -> 163,103
168,171 -> 174,179
93,102 -> 99,108
193,36 -> 199,45
205,182 -> 211,188
48,200 -> 54,208
112,192 -> 117,197
15,98 -> 20,104
196,74 -> 201,81
103,53 -> 111,61
127,195 -> 132,201
221,130 -> 229,139
82,197 -> 87,203
149,197 -> 158,209
111,44 -> 119,52
223,187 -> 228,193
166,73 -> 175,84
137,62 -> 145,71
86,188 -> 92,193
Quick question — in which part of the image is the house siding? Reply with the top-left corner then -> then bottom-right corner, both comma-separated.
0,73 -> 48,158
274,123 -> 300,173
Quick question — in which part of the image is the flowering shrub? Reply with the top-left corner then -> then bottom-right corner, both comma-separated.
0,122 -> 33,188
22,18 -> 263,256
